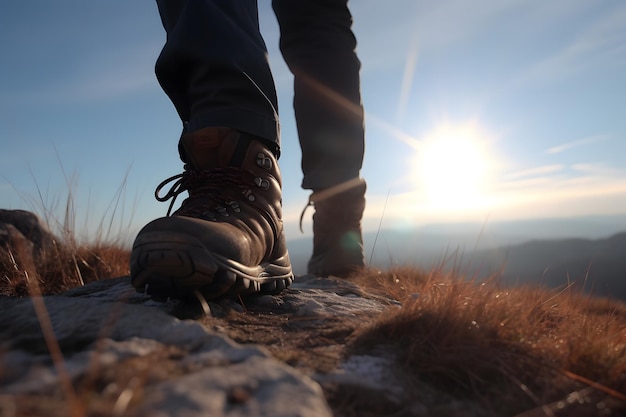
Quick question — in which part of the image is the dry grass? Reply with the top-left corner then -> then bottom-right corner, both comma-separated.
2,169 -> 133,297
350,266 -> 626,415
0,239 -> 130,297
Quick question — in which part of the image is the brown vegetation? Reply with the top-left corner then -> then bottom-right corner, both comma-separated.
351,267 -> 626,415
1,166 -> 134,297
0,239 -> 130,297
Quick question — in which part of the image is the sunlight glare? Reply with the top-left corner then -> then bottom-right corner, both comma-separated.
412,123 -> 496,211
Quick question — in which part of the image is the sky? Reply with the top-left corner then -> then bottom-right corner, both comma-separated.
1,0 -> 625,244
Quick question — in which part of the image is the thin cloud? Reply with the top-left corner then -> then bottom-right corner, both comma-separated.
354,0 -> 527,71
502,165 -> 564,180
510,2 -> 626,87
396,37 -> 419,124
545,134 -> 610,154
374,173 -> 626,226
571,162 -> 625,177
64,41 -> 162,101
495,162 -> 626,202
362,158 -> 626,226
1,40 -> 161,105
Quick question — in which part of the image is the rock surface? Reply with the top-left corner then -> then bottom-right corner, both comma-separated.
1,277 -> 340,417
1,274 -> 411,416
0,209 -> 56,264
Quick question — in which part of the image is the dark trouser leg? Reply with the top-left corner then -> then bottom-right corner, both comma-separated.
273,0 -> 366,276
272,0 -> 365,190
131,1 -> 293,300
155,0 -> 281,155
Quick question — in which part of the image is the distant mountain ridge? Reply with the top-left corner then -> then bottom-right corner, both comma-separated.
468,232 -> 626,299
288,215 -> 626,301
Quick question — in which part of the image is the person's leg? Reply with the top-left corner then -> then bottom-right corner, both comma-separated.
155,0 -> 280,149
130,0 -> 293,300
273,0 -> 366,277
272,0 -> 364,188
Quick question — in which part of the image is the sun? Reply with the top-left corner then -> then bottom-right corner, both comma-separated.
411,123 -> 496,210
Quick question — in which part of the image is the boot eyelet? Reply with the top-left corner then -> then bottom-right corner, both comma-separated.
243,189 -> 256,202
254,177 -> 270,190
227,201 -> 241,212
256,153 -> 272,170
202,211 -> 217,221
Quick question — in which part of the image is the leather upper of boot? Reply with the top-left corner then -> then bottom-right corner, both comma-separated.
306,178 -> 366,277
153,127 -> 289,268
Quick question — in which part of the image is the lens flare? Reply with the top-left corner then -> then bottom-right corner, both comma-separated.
412,122 -> 497,211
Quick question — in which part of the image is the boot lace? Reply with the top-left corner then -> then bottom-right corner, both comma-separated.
298,177 -> 366,233
155,166 -> 249,216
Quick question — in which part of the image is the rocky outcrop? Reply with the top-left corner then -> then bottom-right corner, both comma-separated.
0,209 -> 55,255
0,209 -> 56,263
0,274 -> 406,417
1,277 -> 328,417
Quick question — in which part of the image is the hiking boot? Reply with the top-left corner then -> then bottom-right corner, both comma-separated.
130,127 -> 294,300
303,178 -> 366,277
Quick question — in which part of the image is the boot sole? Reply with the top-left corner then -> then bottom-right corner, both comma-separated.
130,231 -> 293,301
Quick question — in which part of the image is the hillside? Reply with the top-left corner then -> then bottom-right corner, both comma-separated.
290,226 -> 626,301
470,232 -> 626,300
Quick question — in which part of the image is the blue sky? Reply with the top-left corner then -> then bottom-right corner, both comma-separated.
1,0 -> 625,243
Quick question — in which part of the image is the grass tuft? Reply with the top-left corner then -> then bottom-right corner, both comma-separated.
1,239 -> 130,297
2,167 -> 134,297
351,266 -> 626,414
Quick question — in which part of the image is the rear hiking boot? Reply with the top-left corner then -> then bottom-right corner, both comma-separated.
301,178 -> 366,277
130,127 -> 294,300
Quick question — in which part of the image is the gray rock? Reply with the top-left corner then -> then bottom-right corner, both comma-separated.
0,209 -> 56,262
0,273 -> 440,417
0,209 -> 55,270
0,277 -> 333,417
136,356 -> 329,417
251,288 -> 384,319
